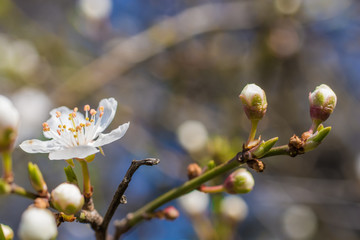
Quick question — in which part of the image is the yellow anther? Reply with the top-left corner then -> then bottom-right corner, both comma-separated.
90,109 -> 97,116
74,135 -> 78,138
80,123 -> 85,127
42,122 -> 49,128
58,125 -> 62,128
74,107 -> 78,112
99,106 -> 104,112
90,119 -> 94,123
56,111 -> 61,118
68,117 -> 71,120
86,117 -> 89,121
72,112 -> 76,118
86,122 -> 91,127
63,125 -> 66,128
84,105 -> 90,111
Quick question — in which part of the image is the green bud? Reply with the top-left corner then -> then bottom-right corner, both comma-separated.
224,168 -> 255,194
28,162 -> 47,194
239,84 -> 267,121
0,224 -> 14,240
51,183 -> 84,215
251,137 -> 279,158
304,126 -> 331,152
0,179 -> 11,195
309,84 -> 337,122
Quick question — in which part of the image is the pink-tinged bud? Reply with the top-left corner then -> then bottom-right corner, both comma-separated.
51,183 -> 84,215
0,224 -> 14,240
224,168 -> 255,194
239,84 -> 267,121
309,84 -> 337,122
18,208 -> 57,240
163,206 -> 180,220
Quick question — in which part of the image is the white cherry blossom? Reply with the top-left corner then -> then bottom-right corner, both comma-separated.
20,98 -> 129,160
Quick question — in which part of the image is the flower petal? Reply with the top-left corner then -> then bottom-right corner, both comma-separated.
91,122 -> 129,148
20,139 -> 61,153
94,98 -> 117,136
49,145 -> 99,160
44,106 -> 72,139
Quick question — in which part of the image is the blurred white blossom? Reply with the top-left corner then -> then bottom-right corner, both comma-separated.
282,204 -> 318,240
220,195 -> 248,222
79,0 -> 112,20
12,88 -> 53,142
178,190 -> 209,215
18,208 -> 57,240
177,120 -> 208,152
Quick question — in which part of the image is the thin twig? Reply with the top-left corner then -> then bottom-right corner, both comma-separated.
112,152 -> 246,239
96,158 -> 160,240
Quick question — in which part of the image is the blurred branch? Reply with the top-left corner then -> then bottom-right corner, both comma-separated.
53,1 -> 259,104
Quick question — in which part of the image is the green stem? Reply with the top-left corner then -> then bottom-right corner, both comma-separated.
310,119 -> 322,133
12,184 -> 38,199
199,185 -> 225,194
260,145 -> 289,158
79,160 -> 92,198
2,151 -> 13,183
125,154 -> 242,230
247,120 -> 259,145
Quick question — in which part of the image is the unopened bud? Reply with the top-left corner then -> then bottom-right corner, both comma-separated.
18,208 -> 57,240
224,168 -> 255,194
51,183 -> 84,215
309,84 -> 337,122
239,84 -> 267,121
163,206 -> 180,220
0,96 -> 19,152
187,163 -> 202,180
0,224 -> 14,240
28,162 -> 47,195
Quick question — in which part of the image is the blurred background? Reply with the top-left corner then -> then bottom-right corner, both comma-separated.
0,0 -> 359,239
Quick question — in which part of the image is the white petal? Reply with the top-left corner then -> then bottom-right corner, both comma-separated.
49,145 -> 99,160
44,106 -> 73,138
91,122 -> 129,148
19,139 -> 61,153
95,98 -> 117,136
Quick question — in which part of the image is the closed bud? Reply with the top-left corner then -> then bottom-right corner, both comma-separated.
51,183 -> 84,215
28,162 -> 47,195
18,208 -> 57,240
0,224 -> 14,240
239,84 -> 267,121
309,84 -> 337,122
224,168 -> 255,194
163,206 -> 180,220
0,96 -> 19,152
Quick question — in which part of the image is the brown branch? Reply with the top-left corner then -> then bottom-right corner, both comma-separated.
53,1 -> 258,105
95,158 -> 160,240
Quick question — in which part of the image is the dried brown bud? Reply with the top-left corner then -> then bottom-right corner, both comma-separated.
246,159 -> 265,172
187,163 -> 202,180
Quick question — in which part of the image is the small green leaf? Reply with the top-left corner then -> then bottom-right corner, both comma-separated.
252,137 -> 279,158
304,127 -> 331,152
64,166 -> 79,186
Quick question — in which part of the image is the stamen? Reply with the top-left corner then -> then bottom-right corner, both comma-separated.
58,125 -> 62,128
71,112 -> 77,118
42,122 -> 50,131
74,107 -> 78,112
86,122 -> 91,127
56,111 -> 61,118
84,105 -> 90,111
57,130 -> 61,136
100,112 -> 104,117
90,109 -> 97,116
99,106 -> 104,112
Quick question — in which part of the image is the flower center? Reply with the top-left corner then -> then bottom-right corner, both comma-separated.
42,105 -> 104,147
